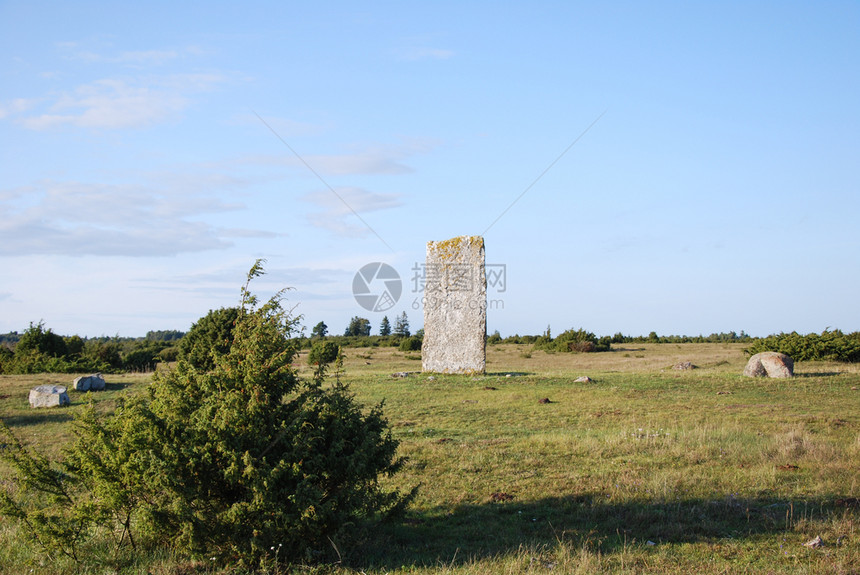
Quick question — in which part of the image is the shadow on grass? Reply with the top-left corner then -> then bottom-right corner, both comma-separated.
346,493 -> 848,569
104,381 -> 133,391
794,372 -> 844,378
2,412 -> 74,428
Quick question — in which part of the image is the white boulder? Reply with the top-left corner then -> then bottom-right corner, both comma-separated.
29,385 -> 70,408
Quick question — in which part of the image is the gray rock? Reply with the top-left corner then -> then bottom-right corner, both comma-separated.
29,385 -> 70,408
743,352 -> 794,378
422,236 -> 487,374
574,376 -> 593,383
673,361 -> 696,371
73,373 -> 106,391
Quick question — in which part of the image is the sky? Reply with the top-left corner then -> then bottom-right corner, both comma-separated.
1,1 -> 858,339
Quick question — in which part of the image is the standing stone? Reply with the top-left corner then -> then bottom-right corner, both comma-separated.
743,352 -> 794,378
422,236 -> 487,374
29,385 -> 70,408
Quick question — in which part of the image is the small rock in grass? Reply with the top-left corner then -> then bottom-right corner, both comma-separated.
574,376 -> 593,383
803,535 -> 823,549
538,397 -> 552,404
672,361 -> 696,370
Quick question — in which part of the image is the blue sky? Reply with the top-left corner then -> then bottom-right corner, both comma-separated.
1,1 -> 858,338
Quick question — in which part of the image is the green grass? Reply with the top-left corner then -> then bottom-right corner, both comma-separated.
2,344 -> 859,573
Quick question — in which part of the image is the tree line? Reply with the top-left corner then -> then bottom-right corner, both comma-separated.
3,314 -> 859,375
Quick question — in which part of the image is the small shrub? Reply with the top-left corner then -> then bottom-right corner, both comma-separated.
568,340 -> 596,353
399,336 -> 422,352
308,340 -> 341,366
533,328 -> 610,353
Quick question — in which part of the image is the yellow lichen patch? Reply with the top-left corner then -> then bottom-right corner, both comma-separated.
428,235 -> 484,261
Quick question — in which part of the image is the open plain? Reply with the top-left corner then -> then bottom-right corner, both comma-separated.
2,343 -> 859,574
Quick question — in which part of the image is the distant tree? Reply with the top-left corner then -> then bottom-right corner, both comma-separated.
0,346 -> 13,373
82,339 -> 123,370
344,316 -> 372,337
311,321 -> 328,339
122,348 -> 158,372
0,332 -> 20,346
64,335 -> 85,358
145,330 -> 185,342
393,312 -> 410,337
178,307 -> 240,371
15,321 -> 68,358
379,316 -> 391,336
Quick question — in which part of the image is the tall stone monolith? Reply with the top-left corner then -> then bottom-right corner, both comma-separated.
422,236 -> 486,374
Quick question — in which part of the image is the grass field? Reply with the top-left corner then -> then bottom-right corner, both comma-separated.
1,343 -> 859,574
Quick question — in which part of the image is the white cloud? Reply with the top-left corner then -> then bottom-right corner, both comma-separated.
0,176 -> 268,257
14,73 -> 226,130
0,98 -> 37,120
302,151 -> 414,175
240,137 -> 440,176
302,186 -> 402,238
241,151 -> 414,176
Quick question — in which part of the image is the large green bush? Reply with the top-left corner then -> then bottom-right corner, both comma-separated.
1,261 -> 410,568
744,330 -> 860,362
533,328 -> 610,353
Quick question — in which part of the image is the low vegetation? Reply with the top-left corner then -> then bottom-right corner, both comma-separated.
533,327 -> 611,353
745,329 -> 860,363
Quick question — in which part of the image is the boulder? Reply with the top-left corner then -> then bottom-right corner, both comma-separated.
743,352 -> 794,378
29,385 -> 70,408
73,373 -> 106,391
